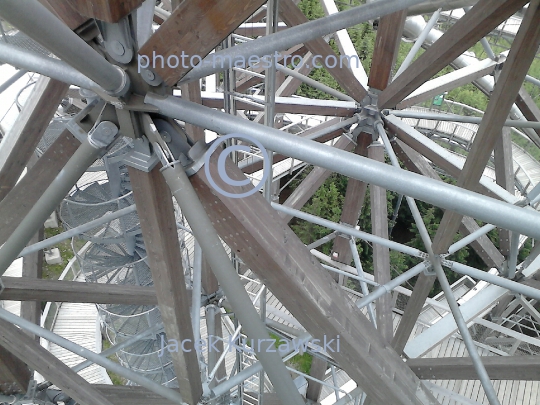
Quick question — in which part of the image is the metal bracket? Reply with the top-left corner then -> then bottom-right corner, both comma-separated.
423,262 -> 435,276
97,17 -> 134,65
122,136 -> 159,172
354,91 -> 383,138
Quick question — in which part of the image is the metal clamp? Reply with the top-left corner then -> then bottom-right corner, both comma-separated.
88,121 -> 119,149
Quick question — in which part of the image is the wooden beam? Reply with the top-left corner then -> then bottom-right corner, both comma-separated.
139,0 -> 267,86
330,133 -> 371,265
65,0 -> 145,23
407,355 -> 540,380
0,77 -> 68,203
392,139 -> 505,269
368,10 -> 407,91
280,136 -> 353,223
0,318 -> 116,405
188,151 -> 439,405
278,0 -> 367,101
129,166 -> 202,405
378,0 -> 529,108
431,0 -> 540,253
20,227 -> 43,342
180,81 -> 206,142
368,142 -> 393,343
0,345 -> 31,395
305,356 -> 327,403
94,385 -> 178,405
38,0 -> 88,30
515,87 -> 540,147
494,128 -> 514,256
0,276 -> 158,305
0,129 -> 80,247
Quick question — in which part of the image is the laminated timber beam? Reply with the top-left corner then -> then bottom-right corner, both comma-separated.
0,346 -> 31,395
431,0 -> 540,254
93,385 -> 178,405
278,0 -> 367,102
493,128 -> 514,257
38,0 -> 88,30
0,129 -> 80,247
279,135 -> 354,223
378,0 -> 529,109
0,276 -> 158,305
0,318 -> 116,405
64,0 -> 145,23
129,166 -> 202,405
188,151 -> 440,405
515,86 -> 540,147
407,356 -> 540,381
0,76 -> 68,203
330,133 -> 370,266
139,0 -> 267,86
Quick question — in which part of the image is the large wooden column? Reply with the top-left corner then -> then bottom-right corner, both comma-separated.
0,345 -> 31,395
188,152 -> 439,405
129,166 -> 202,405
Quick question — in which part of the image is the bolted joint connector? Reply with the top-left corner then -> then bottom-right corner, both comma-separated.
88,121 -> 119,149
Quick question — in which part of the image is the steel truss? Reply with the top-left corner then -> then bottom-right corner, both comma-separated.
0,1 -> 539,405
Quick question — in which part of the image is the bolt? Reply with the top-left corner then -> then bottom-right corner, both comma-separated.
144,70 -> 156,81
112,40 -> 125,56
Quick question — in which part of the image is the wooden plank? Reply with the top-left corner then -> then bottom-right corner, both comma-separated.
139,0 -> 267,86
0,129 -> 80,247
189,151 -> 439,405
431,0 -> 540,253
0,318 -> 116,405
65,0 -> 145,23
180,81 -> 206,142
278,0 -> 367,102
407,355 -> 540,381
0,77 -> 68,203
368,10 -> 407,91
38,0 -> 88,30
129,166 -> 202,404
331,133 -> 371,265
368,142 -> 393,343
0,276 -> 158,305
493,128 -> 514,256
378,0 -> 529,108
94,385 -> 178,405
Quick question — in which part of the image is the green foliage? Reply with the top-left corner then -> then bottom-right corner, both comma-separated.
269,333 -> 312,374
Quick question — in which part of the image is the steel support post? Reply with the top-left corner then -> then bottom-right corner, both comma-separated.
0,309 -> 187,405
180,0 -> 430,83
349,238 -> 377,326
146,94 -> 540,241
0,0 -> 127,94
159,163 -> 306,405
0,43 -> 100,91
447,224 -> 497,255
0,69 -> 27,95
0,123 -> 118,277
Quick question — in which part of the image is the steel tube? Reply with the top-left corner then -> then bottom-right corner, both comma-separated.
406,0 -> 477,16
395,9 -> 441,78
387,110 -> 540,130
0,131 -> 116,277
272,202 -> 425,257
18,205 -> 137,257
319,264 -> 379,287
525,74 -> 540,88
355,262 -> 428,309
349,238 -> 377,326
507,230 -> 520,279
0,309 -> 187,405
192,241 -> 203,360
0,69 -> 27,95
146,94 -> 540,242
0,43 -> 100,91
276,64 -> 354,101
433,264 -> 501,405
0,0 -> 125,93
180,0 -> 429,83
302,117 -> 358,141
212,331 -> 312,398
160,163 -> 305,405
446,260 -> 540,302
447,224 -> 497,255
